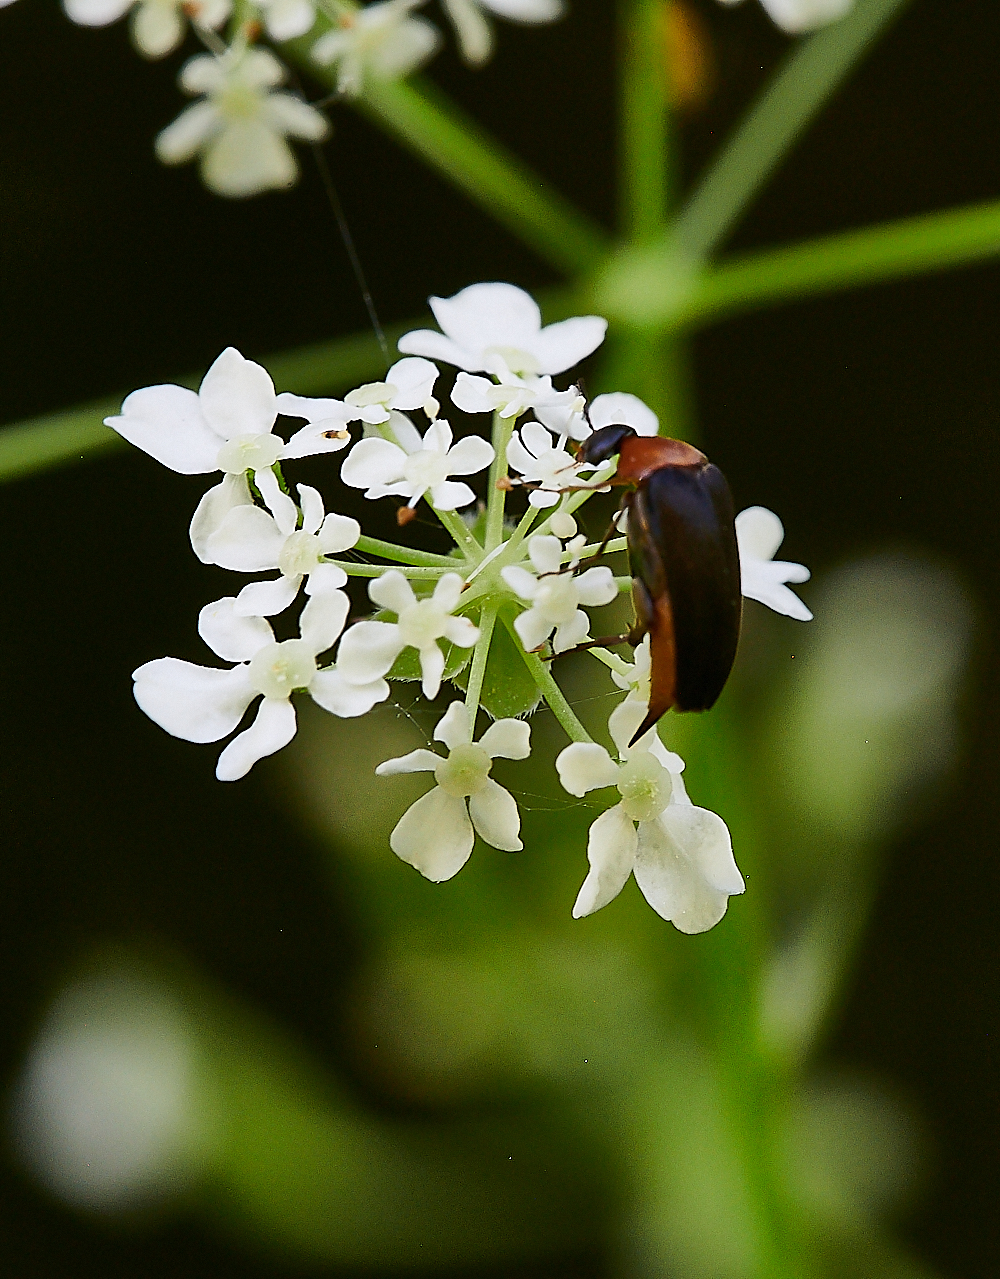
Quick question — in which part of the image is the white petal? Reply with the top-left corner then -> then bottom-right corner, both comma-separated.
341,437 -> 406,490
468,779 -> 522,851
450,372 -> 496,414
552,610 -> 590,653
528,488 -> 560,508
441,0 -> 493,64
513,607 -> 553,652
300,589 -> 350,655
432,282 -> 540,356
202,121 -> 298,199
105,384 -> 222,474
189,472 -> 253,563
375,748 -> 442,776
434,700 -> 470,749
423,418 -> 453,453
506,433 -> 537,476
397,328 -> 474,371
260,0 -> 315,40
369,568 -> 417,615
385,357 -> 439,410
431,572 -> 464,612
234,574 -> 302,617
316,512 -> 361,555
155,101 -> 221,165
309,669 -> 389,717
275,391 -> 348,424
759,0 -> 853,35
735,506 -> 785,562
368,15 -> 441,79
198,596 -> 274,661
216,697 -> 298,781
255,467 -> 298,536
297,483 -> 325,535
198,346 -> 276,440
556,742 -> 619,796
479,718 -> 531,760
659,805 -> 745,896
484,0 -> 563,20
527,534 -> 561,575
389,787 -> 475,881
608,699 -> 649,754
282,421 -> 354,459
572,805 -> 637,918
633,813 -> 739,935
741,560 -> 813,621
64,0 -> 133,25
336,620 -> 405,683
500,565 -> 538,601
589,392 -> 658,437
445,434 -> 495,475
520,419 -> 555,459
305,563 -> 348,593
529,315 -> 608,375
131,0 -> 184,57
574,565 -> 617,606
204,505 -> 285,572
442,615 -> 479,646
133,658 -> 255,743
429,480 -> 475,510
386,410 -> 424,454
419,643 -> 446,700
261,92 -> 329,141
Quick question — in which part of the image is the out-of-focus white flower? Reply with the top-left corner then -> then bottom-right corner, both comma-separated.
736,506 -> 812,621
451,365 -> 583,422
716,0 -> 853,35
610,634 -> 651,704
337,571 -> 479,700
312,0 -> 440,96
342,357 -> 440,424
557,701 -> 744,931
133,592 -> 387,780
255,0 -> 316,41
502,534 -> 616,653
375,701 -> 530,879
204,474 -> 360,617
506,420 -> 610,508
63,0 -> 230,59
441,0 -> 564,66
399,282 -> 606,379
155,47 -> 329,198
536,389 -> 659,445
341,417 -> 494,512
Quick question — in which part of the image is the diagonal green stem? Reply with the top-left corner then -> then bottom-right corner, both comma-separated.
354,534 -> 457,567
463,604 -> 497,726
327,560 -> 445,579
431,504 -> 482,562
500,613 -> 591,744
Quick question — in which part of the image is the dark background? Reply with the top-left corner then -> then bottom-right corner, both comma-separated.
1,0 -> 998,1275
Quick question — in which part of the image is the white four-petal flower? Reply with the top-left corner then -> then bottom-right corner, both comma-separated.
337,571 -> 479,700
312,0 -> 441,96
375,701 -> 530,880
440,0 -> 564,66
63,0 -> 230,59
736,506 -> 812,621
204,472 -> 361,616
557,701 -> 745,932
398,282 -> 607,379
133,591 -> 387,781
341,357 -> 441,425
501,534 -> 616,653
341,416 -> 494,512
717,0 -> 853,35
451,365 -> 583,422
505,420 -> 609,508
535,389 -> 659,444
155,47 -> 329,198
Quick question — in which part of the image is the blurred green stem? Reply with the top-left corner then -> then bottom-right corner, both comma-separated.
464,604 -> 497,724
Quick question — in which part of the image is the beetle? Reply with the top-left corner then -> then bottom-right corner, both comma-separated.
575,424 -> 742,745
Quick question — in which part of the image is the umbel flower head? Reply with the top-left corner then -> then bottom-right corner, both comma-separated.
155,46 -> 329,198
376,702 -> 531,880
557,701 -> 745,932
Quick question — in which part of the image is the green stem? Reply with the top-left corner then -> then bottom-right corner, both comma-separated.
620,0 -> 672,240
326,560 -> 445,580
431,504 -> 482,562
485,411 -> 516,552
463,604 -> 497,726
500,614 -> 592,744
354,535 -> 456,568
349,76 -> 609,277
576,535 -> 627,561
676,0 -> 913,261
502,505 -> 541,561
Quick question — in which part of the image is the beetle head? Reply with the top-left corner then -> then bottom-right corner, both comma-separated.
578,424 -> 638,465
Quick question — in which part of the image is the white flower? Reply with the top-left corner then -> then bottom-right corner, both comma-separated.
255,0 -> 316,41
398,282 -> 607,379
155,47 -> 329,198
535,390 -> 659,445
342,357 -> 440,424
610,634 -> 651,704
716,0 -> 853,35
63,0 -> 230,59
556,701 -> 744,932
506,420 -> 609,508
440,0 -> 564,66
375,701 -> 530,880
736,506 -> 812,621
312,0 -> 440,96
451,365 -> 583,422
337,571 -> 479,699
341,417 -> 494,512
133,592 -> 388,781
204,473 -> 361,617
502,534 -> 616,653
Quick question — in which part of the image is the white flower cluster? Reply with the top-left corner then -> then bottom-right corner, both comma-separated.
108,281 -> 812,932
